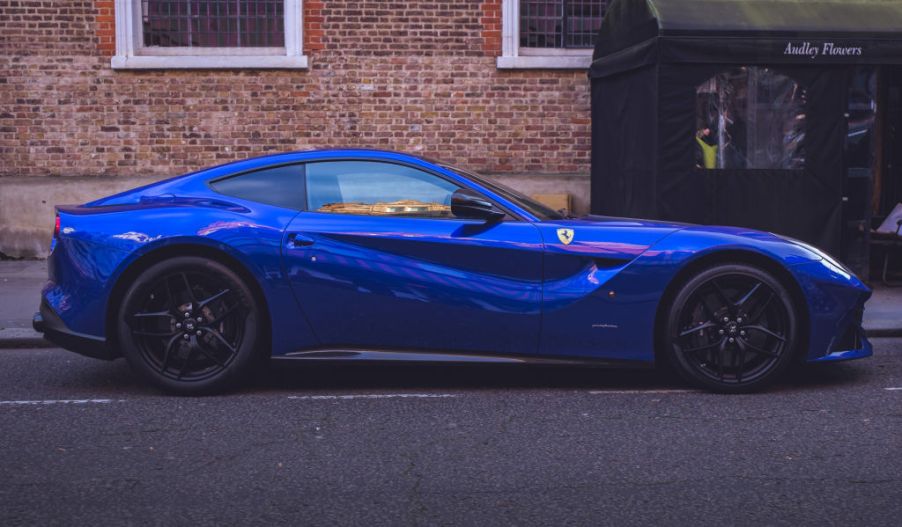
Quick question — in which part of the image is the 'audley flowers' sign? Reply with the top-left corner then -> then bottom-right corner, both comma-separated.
784,41 -> 863,59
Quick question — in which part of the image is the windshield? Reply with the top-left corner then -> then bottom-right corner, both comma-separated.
440,164 -> 565,221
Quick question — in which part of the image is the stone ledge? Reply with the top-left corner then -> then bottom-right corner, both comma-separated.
0,175 -> 166,258
0,173 -> 590,258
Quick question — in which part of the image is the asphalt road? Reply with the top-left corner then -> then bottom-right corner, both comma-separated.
1,341 -> 901,527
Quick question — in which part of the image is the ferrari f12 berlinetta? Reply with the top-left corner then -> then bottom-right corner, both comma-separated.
33,150 -> 871,394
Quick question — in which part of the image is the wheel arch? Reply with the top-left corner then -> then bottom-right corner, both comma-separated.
653,249 -> 810,367
105,243 -> 272,357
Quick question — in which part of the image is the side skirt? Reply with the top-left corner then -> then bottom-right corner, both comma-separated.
274,348 -> 653,369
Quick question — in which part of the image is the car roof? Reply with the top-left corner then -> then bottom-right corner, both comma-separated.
210,148 -> 446,173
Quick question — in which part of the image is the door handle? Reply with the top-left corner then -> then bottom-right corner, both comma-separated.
287,233 -> 316,248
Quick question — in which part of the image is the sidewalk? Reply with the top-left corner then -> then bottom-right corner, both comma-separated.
1,259 -> 900,348
0,260 -> 47,348
862,283 -> 902,337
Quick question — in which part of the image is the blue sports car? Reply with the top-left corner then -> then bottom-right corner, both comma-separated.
33,149 -> 871,394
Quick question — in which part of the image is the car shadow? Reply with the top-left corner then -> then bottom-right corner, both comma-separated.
250,361 -> 680,393
48,353 -> 871,397
247,358 -> 872,395
783,360 -> 872,391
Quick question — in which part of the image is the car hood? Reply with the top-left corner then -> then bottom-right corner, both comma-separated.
570,215 -> 796,246
555,215 -> 829,266
570,214 -> 691,231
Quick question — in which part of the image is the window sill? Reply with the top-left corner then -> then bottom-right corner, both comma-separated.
496,55 -> 592,70
111,54 -> 309,70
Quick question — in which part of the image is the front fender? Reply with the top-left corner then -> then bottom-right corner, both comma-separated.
565,227 -> 823,363
607,226 -> 867,363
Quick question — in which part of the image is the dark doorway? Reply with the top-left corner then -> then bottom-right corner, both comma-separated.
880,68 -> 902,220
841,67 -> 879,276
870,67 -> 902,281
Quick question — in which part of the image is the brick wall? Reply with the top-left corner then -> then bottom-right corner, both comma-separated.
0,0 -> 592,179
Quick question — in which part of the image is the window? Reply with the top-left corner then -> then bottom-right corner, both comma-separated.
695,67 -> 807,170
210,164 -> 306,209
305,162 -> 461,219
112,0 -> 306,70
520,0 -> 603,49
143,0 -> 285,47
498,0 -> 607,69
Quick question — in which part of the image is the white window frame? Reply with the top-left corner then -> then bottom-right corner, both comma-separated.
112,0 -> 307,70
496,0 -> 594,69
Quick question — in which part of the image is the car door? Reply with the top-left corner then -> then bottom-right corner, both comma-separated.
281,159 -> 544,356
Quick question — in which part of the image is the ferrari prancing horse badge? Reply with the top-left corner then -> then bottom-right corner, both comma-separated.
556,228 -> 575,245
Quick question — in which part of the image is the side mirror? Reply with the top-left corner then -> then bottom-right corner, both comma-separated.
451,188 -> 505,222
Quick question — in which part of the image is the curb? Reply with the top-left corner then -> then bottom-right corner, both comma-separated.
0,328 -> 53,349
866,328 -> 902,338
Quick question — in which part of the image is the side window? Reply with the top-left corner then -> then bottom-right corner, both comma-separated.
210,164 -> 306,210
306,161 -> 461,219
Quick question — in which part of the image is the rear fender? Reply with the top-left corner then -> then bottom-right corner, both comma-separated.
44,203 -> 318,357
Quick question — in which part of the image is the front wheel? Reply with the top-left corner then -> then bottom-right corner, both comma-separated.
117,256 -> 262,395
664,263 -> 799,393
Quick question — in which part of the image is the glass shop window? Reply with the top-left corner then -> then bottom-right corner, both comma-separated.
695,67 -> 807,170
847,67 -> 878,170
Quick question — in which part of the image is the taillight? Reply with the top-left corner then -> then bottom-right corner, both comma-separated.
49,212 -> 61,253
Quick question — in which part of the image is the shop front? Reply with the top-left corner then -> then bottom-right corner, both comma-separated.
589,0 -> 902,278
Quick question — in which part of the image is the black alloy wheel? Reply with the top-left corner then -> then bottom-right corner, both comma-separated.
665,263 -> 799,393
117,256 -> 261,394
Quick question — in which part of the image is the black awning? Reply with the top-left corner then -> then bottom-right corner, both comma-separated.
591,0 -> 902,77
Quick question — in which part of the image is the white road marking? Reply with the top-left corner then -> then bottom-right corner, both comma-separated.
288,393 -> 458,400
588,389 -> 699,395
885,387 -> 902,391
0,399 -> 121,406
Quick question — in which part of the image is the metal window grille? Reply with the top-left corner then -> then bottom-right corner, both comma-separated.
142,1 -> 285,48
519,0 -> 606,49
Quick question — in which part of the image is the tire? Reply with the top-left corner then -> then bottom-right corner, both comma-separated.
664,263 -> 799,393
117,256 -> 262,395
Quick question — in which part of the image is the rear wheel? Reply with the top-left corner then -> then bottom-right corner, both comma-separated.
665,263 -> 799,393
117,256 -> 262,395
